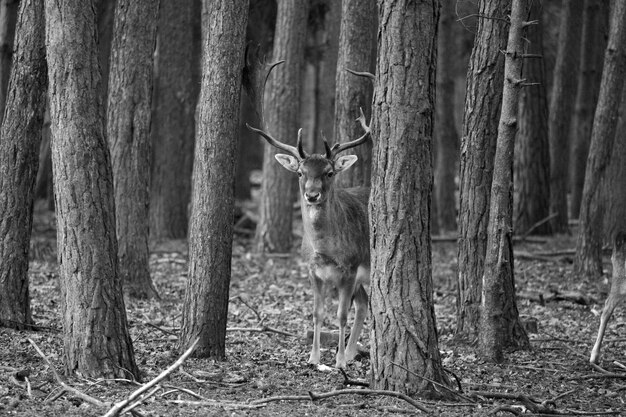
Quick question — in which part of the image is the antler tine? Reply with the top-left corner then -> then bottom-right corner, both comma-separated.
331,107 -> 371,157
246,123 -> 302,160
321,132 -> 332,159
296,128 -> 308,159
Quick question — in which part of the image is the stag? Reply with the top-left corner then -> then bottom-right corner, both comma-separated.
247,100 -> 371,369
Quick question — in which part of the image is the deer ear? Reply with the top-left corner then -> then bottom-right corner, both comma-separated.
334,155 -> 358,172
275,154 -> 299,172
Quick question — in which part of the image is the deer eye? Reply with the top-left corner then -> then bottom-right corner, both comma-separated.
327,171 -> 334,178
297,171 -> 303,178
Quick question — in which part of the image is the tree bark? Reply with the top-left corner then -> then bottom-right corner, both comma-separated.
480,0 -> 530,363
548,0 -> 583,233
513,2 -> 551,236
0,0 -> 47,330
107,0 -> 159,299
45,0 -> 138,379
575,0 -> 626,278
603,83 -> 626,239
150,0 -> 196,239
0,0 -> 18,124
334,0 -> 376,189
456,0 -> 510,343
179,0 -> 248,359
255,0 -> 308,253
369,0 -> 449,398
434,0 -> 459,233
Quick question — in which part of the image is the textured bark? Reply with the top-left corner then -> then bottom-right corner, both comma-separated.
456,0 -> 509,343
480,0 -> 530,363
107,0 -> 159,299
45,0 -> 138,378
603,85 -> 626,239
0,0 -> 46,330
95,0 -> 116,108
334,0 -> 376,188
548,0 -> 583,233
570,0 -> 608,219
369,0 -> 449,398
514,2 -> 551,236
179,0 -> 248,359
575,0 -> 626,278
255,0 -> 307,253
0,0 -> 18,123
434,0 -> 459,233
150,0 -> 196,239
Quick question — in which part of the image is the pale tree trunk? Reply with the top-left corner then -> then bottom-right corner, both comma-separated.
575,0 -> 626,278
548,0 -> 583,233
0,0 -> 46,330
570,0 -> 608,219
179,0 -> 248,359
334,0 -> 375,189
369,0 -> 449,397
0,0 -> 18,123
150,0 -> 196,239
456,0 -> 509,343
480,0 -> 530,363
255,0 -> 307,253
107,0 -> 159,299
434,0 -> 459,233
513,2 -> 551,236
45,0 -> 138,379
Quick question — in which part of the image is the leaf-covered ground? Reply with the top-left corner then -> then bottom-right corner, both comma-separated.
1,205 -> 625,416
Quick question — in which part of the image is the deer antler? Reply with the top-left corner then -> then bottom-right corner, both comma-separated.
330,107 -> 371,158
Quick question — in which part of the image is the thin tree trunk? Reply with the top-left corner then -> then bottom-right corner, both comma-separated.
480,0 -> 530,363
45,0 -> 138,379
369,0 -> 449,398
179,0 -> 248,359
603,83 -> 626,239
456,0 -> 510,343
107,0 -> 159,299
255,0 -> 308,253
0,0 -> 47,330
575,0 -> 626,278
0,0 -> 18,123
548,0 -> 583,233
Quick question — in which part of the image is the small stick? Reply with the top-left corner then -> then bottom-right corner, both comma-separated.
227,326 -> 297,338
390,361 -> 474,403
308,388 -> 431,413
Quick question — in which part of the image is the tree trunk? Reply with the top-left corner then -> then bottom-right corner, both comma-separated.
456,0 -> 509,343
548,0 -> 583,233
45,0 -> 138,379
255,0 -> 308,253
107,0 -> 159,299
95,0 -> 116,109
150,0 -> 196,239
0,0 -> 46,330
570,0 -> 608,219
434,0 -> 459,233
334,0 -> 375,189
575,0 -> 626,278
603,84 -> 626,239
513,2 -> 551,236
179,0 -> 248,359
369,0 -> 449,398
480,0 -> 530,363
0,0 -> 18,124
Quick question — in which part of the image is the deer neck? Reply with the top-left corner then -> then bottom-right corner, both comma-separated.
301,191 -> 337,243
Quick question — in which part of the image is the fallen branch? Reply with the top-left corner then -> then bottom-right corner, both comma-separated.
102,337 -> 200,417
227,325 -> 297,338
390,361 -> 474,403
307,388 -> 430,413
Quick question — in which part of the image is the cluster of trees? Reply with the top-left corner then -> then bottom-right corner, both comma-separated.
0,0 -> 624,399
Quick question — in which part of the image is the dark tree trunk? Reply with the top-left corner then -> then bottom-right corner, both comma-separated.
0,0 -> 47,330
150,0 -> 196,239
334,0 -> 375,189
0,0 -> 18,123
603,84 -> 626,239
514,2 -> 551,236
575,0 -> 626,278
570,0 -> 608,219
548,0 -> 583,233
369,0 -> 449,398
255,0 -> 308,253
179,0 -> 248,359
95,0 -> 116,108
480,0 -> 530,363
45,0 -> 138,379
107,0 -> 159,299
434,0 -> 459,233
456,0 -> 509,343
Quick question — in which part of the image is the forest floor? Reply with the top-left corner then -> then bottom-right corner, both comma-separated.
1,204 -> 625,417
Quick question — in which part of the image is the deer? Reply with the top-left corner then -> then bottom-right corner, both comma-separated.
246,88 -> 371,368
590,231 -> 626,364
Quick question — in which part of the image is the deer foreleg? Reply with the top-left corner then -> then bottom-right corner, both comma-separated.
335,282 -> 354,369
590,292 -> 622,364
308,275 -> 325,365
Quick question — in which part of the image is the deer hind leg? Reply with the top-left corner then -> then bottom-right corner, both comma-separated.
308,274 -> 326,365
345,284 -> 368,362
590,291 -> 624,364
